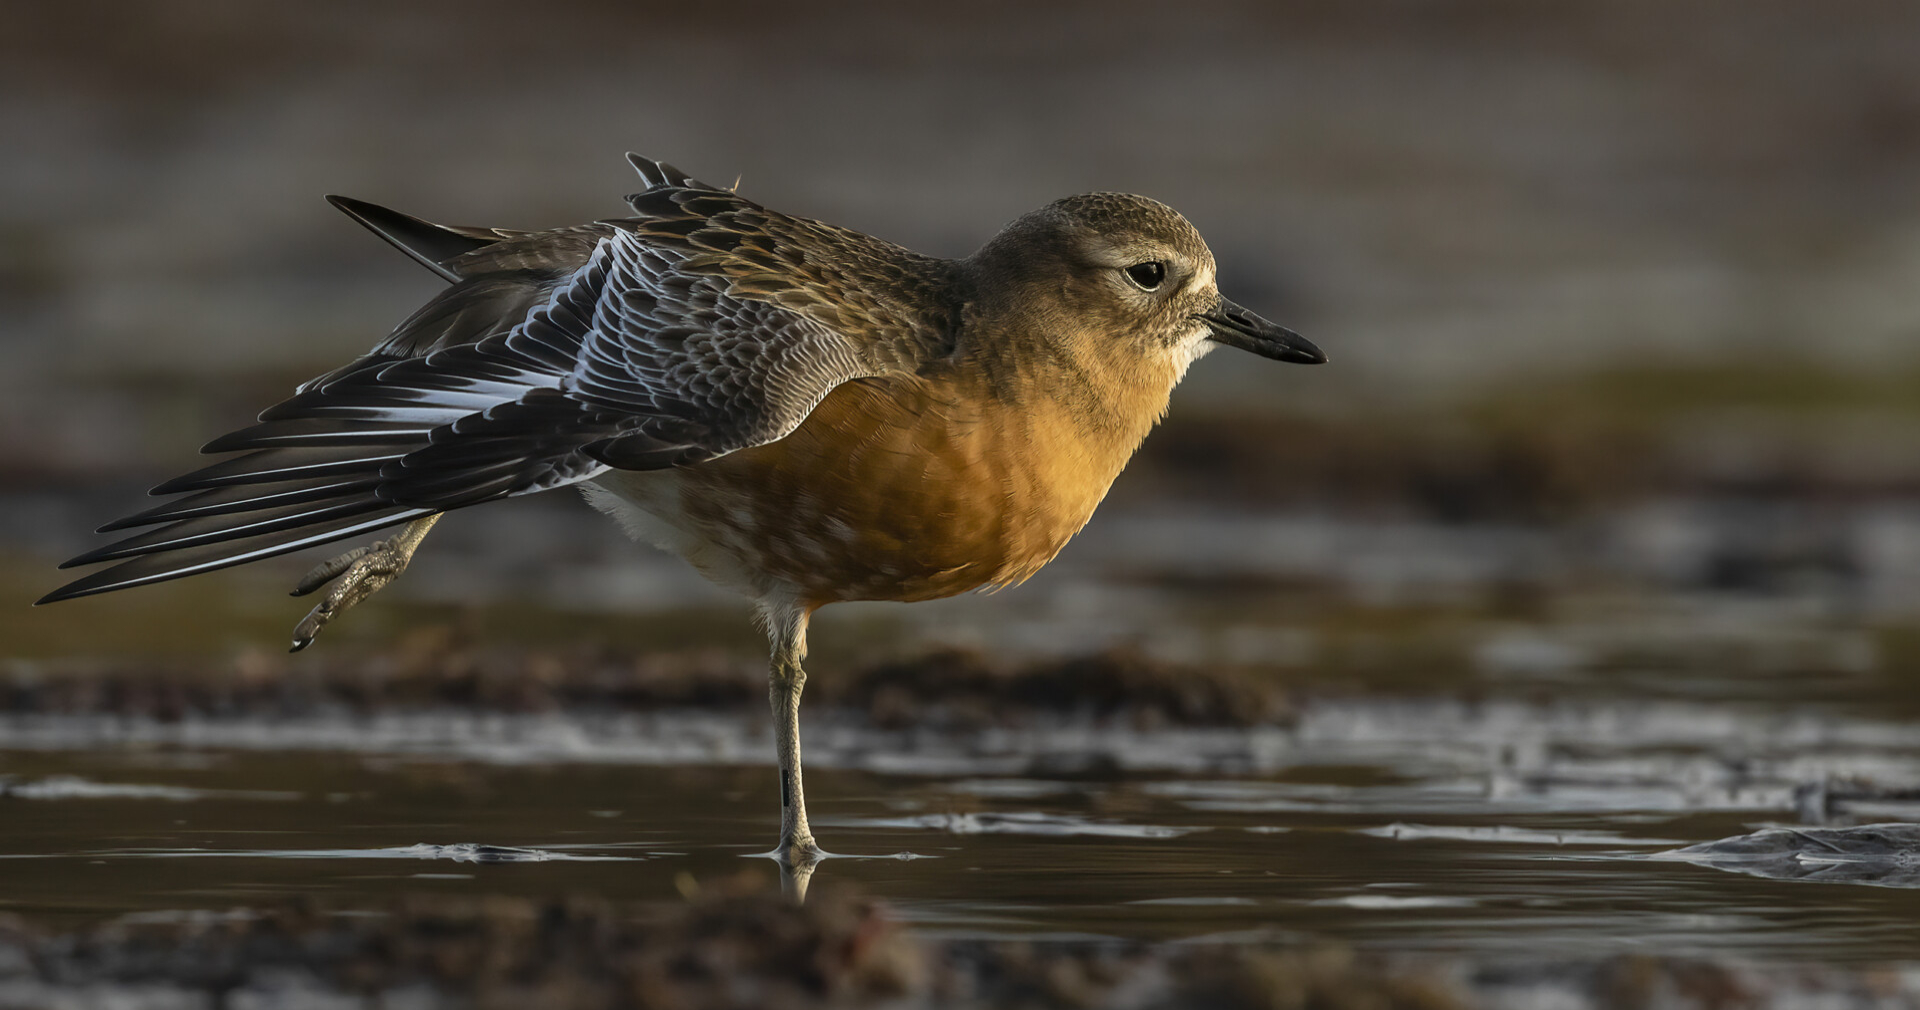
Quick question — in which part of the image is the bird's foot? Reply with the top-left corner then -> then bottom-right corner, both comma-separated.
288,517 -> 437,652
771,834 -> 824,903
772,832 -> 824,868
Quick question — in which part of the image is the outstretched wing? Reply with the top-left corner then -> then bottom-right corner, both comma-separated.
41,156 -> 955,603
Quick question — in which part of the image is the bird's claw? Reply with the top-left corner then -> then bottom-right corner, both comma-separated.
287,516 -> 439,652
290,544 -> 375,597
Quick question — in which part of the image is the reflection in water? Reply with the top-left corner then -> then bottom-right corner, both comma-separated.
830,810 -> 1205,839
1656,824 -> 1920,889
770,846 -> 821,903
6,683 -> 1920,962
98,842 -> 641,863
757,846 -> 944,903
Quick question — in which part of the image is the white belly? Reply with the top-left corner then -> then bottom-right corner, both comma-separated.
581,470 -> 799,605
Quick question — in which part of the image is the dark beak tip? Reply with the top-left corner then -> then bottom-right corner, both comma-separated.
1255,332 -> 1326,366
1274,328 -> 1327,365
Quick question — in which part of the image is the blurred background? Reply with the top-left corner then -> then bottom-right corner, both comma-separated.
12,1 -> 1920,999
8,0 -> 1920,666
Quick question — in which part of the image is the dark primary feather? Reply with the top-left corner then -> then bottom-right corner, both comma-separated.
95,475 -> 383,532
41,154 -> 961,605
323,195 -> 520,281
47,508 -> 437,603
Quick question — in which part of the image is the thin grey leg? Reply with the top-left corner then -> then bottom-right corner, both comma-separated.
762,601 -> 823,884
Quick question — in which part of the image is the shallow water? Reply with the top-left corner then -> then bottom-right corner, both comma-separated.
7,684 -> 1920,964
12,498 -> 1920,978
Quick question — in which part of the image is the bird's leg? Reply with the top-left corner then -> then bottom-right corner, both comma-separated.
763,602 -> 822,871
288,515 -> 441,652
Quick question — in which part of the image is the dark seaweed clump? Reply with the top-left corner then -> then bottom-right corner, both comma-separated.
0,878 -> 1465,1010
1,637 -> 1288,729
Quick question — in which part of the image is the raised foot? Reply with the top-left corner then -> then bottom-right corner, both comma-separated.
288,515 -> 439,652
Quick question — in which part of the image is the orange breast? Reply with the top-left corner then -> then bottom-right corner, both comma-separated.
671,372 -> 1138,607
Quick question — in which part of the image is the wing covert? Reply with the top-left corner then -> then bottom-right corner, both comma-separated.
565,230 -> 874,463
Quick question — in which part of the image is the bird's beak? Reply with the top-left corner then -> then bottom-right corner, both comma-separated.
1199,297 -> 1325,364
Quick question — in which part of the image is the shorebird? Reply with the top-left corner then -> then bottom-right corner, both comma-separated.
42,155 -> 1324,868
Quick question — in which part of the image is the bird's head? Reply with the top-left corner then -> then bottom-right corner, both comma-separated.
965,193 -> 1324,377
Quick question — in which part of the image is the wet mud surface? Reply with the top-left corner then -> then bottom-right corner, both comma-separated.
12,494 -> 1920,1009
7,633 -> 1920,1007
14,885 -> 1918,1010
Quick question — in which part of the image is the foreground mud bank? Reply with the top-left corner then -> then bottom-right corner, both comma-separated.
4,882 -> 1916,1010
2,643 -> 1287,730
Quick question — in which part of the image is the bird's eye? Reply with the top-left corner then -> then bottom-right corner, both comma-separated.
1124,260 -> 1167,292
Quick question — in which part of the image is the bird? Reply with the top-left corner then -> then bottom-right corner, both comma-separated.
40,154 -> 1325,872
